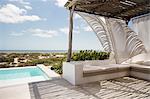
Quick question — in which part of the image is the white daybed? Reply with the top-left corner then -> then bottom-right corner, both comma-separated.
63,59 -> 150,85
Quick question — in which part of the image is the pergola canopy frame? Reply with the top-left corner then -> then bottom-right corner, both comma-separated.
65,0 -> 150,62
65,0 -> 150,21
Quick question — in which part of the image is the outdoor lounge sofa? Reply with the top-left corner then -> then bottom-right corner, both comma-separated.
63,60 -> 150,85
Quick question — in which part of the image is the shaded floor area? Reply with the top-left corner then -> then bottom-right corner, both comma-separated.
29,77 -> 150,99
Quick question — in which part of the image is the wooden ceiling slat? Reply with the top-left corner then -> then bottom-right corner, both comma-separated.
65,0 -> 150,20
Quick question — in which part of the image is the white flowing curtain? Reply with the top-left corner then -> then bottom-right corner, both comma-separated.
108,18 -> 146,63
132,14 -> 150,52
77,12 -> 146,63
107,18 -> 131,63
77,12 -> 113,53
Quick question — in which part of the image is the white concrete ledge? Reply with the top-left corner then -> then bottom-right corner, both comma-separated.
37,64 -> 60,79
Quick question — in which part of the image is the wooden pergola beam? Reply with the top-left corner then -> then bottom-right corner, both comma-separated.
115,2 -> 150,19
65,0 -> 150,21
74,9 -> 123,20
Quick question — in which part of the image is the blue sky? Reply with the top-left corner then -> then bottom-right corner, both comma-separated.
0,0 -> 103,50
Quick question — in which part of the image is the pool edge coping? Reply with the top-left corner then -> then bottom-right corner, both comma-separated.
37,64 -> 61,80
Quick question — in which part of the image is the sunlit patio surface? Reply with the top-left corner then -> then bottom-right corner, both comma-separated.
29,77 -> 150,99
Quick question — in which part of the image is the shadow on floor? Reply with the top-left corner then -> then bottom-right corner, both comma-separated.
29,77 -> 150,99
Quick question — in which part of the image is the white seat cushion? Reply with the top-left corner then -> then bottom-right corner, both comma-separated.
142,60 -> 150,66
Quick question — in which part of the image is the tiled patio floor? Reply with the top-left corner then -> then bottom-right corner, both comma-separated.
29,77 -> 150,99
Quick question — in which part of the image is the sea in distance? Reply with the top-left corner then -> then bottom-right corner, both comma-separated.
0,50 -> 71,53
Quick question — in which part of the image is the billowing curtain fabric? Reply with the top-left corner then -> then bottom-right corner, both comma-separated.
106,18 -> 130,63
77,12 -> 146,63
107,18 -> 146,63
77,12 -> 113,52
132,14 -> 150,52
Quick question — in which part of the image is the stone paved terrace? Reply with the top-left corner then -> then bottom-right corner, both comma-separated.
29,77 -> 150,99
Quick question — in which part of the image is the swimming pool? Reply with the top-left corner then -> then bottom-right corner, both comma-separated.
0,66 -> 50,87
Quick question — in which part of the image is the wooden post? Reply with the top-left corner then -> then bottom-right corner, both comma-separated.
67,6 -> 74,62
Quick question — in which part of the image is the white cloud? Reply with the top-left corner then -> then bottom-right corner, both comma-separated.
0,4 -> 41,23
10,32 -> 24,36
29,29 -> 58,38
9,0 -> 32,10
24,5 -> 32,10
55,0 -> 68,7
59,27 -> 69,34
83,26 -> 93,32
9,0 -> 30,5
59,27 -> 80,34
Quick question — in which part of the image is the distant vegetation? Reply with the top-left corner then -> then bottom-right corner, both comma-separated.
0,53 -> 66,74
72,50 -> 110,61
51,50 -> 110,74
0,50 -> 110,74
0,56 -> 14,63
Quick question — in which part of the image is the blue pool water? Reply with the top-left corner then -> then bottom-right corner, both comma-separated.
0,67 -> 49,80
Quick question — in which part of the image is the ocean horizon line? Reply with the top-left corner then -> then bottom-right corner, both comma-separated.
0,50 -> 82,53
0,50 -> 68,53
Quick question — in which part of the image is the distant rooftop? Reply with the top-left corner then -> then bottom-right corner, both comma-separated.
65,0 -> 150,21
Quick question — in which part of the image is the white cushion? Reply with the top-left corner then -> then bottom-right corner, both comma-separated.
131,61 -> 144,65
142,60 -> 150,66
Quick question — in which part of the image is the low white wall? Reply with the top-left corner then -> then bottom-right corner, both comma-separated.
63,62 -> 83,85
